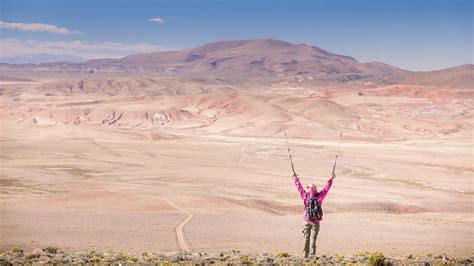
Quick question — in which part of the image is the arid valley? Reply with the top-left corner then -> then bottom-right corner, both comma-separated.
0,40 -> 473,259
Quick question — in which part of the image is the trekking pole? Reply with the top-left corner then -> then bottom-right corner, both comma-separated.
284,131 -> 297,176
331,132 -> 342,175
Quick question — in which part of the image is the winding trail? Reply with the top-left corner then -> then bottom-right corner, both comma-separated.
161,198 -> 194,252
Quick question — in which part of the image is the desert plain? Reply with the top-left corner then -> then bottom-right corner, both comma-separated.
0,40 -> 473,257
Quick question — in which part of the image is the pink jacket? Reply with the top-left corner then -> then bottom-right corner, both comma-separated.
294,176 -> 333,222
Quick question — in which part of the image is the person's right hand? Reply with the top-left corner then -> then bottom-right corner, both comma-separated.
331,173 -> 336,180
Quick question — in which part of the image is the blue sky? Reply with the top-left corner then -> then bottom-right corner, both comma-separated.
0,0 -> 472,70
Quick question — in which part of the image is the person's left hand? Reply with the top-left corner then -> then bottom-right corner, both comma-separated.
293,173 -> 299,180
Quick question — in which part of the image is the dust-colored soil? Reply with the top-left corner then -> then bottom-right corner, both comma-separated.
0,74 -> 472,257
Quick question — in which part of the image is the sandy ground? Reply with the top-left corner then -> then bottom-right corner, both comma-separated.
0,75 -> 473,256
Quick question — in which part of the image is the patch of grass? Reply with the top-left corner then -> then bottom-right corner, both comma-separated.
355,251 -> 370,257
25,252 -> 41,260
91,256 -> 101,263
239,255 -> 256,264
336,254 -> 345,262
43,246 -> 58,254
368,252 -> 385,266
276,251 -> 289,258
9,247 -> 23,254
85,249 -> 97,256
116,252 -> 138,263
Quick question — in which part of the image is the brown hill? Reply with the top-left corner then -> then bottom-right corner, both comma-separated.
1,39 -> 472,88
395,64 -> 474,89
86,39 -> 407,81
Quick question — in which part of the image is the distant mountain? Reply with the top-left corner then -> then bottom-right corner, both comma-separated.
0,53 -> 85,64
0,39 -> 472,88
396,65 -> 474,90
86,39 -> 407,81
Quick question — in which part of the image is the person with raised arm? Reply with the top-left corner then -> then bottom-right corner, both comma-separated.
294,173 -> 335,258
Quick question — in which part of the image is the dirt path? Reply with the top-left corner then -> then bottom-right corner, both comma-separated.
161,198 -> 194,252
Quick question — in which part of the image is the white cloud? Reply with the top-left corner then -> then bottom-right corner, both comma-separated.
148,17 -> 164,24
0,38 -> 177,59
0,21 -> 80,34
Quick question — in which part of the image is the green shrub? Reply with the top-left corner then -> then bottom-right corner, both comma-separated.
368,252 -> 385,266
91,256 -> 101,263
25,252 -> 41,260
239,255 -> 256,264
43,246 -> 59,254
336,254 -> 345,262
116,252 -> 138,262
9,247 -> 23,254
276,252 -> 289,258
355,251 -> 370,258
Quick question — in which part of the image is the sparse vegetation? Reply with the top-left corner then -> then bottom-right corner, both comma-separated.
91,255 -> 101,263
43,246 -> 59,254
116,252 -> 139,263
368,252 -> 385,266
0,248 -> 471,265
9,247 -> 23,254
25,252 -> 41,260
276,251 -> 289,258
239,255 -> 256,264
336,254 -> 345,262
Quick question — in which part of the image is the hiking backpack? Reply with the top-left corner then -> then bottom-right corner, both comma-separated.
306,192 -> 323,220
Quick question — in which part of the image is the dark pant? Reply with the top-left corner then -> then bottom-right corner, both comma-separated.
302,221 -> 320,257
